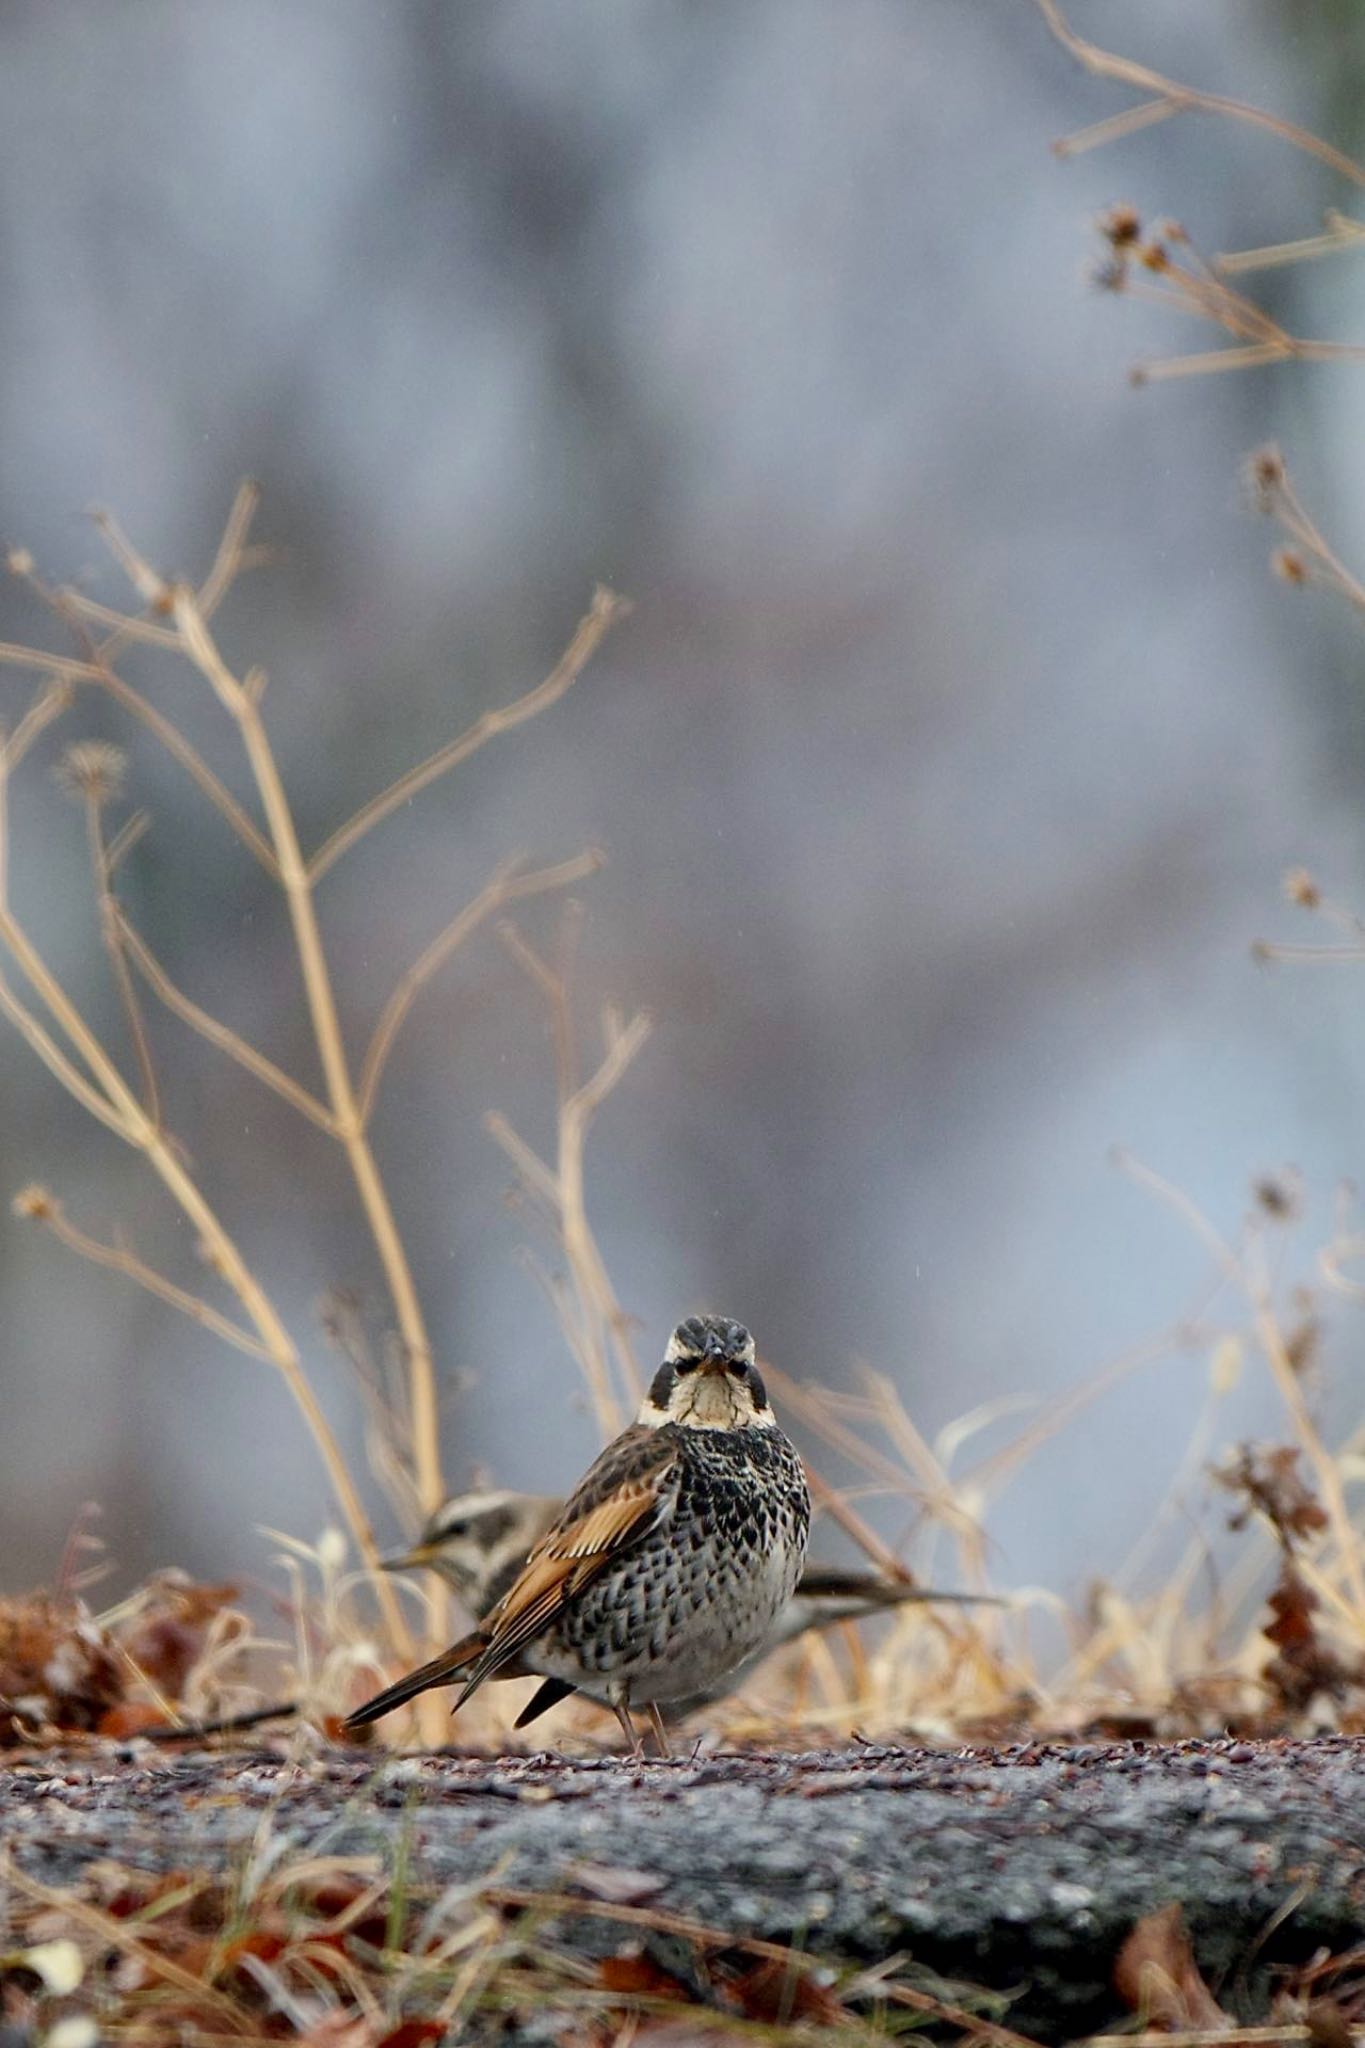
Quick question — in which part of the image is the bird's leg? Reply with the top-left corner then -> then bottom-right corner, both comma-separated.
611,1695 -> 645,1758
646,1702 -> 672,1759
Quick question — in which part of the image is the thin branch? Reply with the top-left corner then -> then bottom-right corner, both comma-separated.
308,585 -> 630,882
1134,339 -> 1365,383
1034,0 -> 1365,186
84,791 -> 161,1127
358,848 -> 604,1128
105,808 -> 151,874
1248,452 -> 1365,619
1217,210 -> 1365,275
197,478 -> 261,618
0,964 -> 127,1136
1054,97 -> 1180,158
3,679 -> 72,773
13,1188 -> 271,1361
1117,1151 -> 1365,1621
563,1009 -> 653,1134
484,1111 -> 561,1211
162,576 -> 440,1676
90,505 -> 173,608
0,641 -> 101,682
53,586 -> 182,650
0,887 -> 409,1654
117,910 -> 338,1132
0,680 -> 71,903
2,560 -> 280,874
85,655 -> 279,874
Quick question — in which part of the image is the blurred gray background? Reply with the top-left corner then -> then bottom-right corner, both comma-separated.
2,1 -> 1364,1614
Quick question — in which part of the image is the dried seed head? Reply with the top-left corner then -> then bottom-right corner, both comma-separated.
12,1183 -> 54,1220
1099,204 -> 1141,248
1273,548 -> 1308,585
1246,444 -> 1286,510
56,741 -> 126,805
6,547 -> 34,579
1253,1171 -> 1301,1220
1283,867 -> 1320,909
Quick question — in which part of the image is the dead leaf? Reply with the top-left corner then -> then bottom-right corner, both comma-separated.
567,1861 -> 666,1905
1114,1904 -> 1228,2031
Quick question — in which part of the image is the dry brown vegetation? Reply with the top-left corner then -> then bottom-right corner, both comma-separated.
4,8 -> 1365,2044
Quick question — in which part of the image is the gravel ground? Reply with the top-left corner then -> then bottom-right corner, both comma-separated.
3,1734 -> 1365,2039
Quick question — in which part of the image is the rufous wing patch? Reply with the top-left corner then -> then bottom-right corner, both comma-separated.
456,1439 -> 679,1702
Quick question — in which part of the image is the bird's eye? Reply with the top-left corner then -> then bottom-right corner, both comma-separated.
443,1520 -> 467,1539
726,1360 -> 748,1377
675,1357 -> 700,1376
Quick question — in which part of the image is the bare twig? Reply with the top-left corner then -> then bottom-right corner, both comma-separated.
0,964 -> 127,1137
1117,1152 -> 1365,1622
486,934 -> 649,1438
117,910 -> 338,1133
168,577 -> 446,1544
1034,0 -> 1365,186
308,585 -> 630,882
358,848 -> 605,1128
1092,216 -> 1365,384
0,706 -> 409,1648
198,477 -> 262,618
75,765 -> 162,1126
1217,209 -> 1365,276
13,1186 -> 270,1362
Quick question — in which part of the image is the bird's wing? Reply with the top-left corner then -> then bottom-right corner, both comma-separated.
456,1425 -> 681,1704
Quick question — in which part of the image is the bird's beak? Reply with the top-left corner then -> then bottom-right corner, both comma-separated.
378,1541 -> 437,1573
700,1333 -> 730,1371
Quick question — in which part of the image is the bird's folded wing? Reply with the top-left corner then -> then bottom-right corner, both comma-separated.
457,1425 -> 679,1702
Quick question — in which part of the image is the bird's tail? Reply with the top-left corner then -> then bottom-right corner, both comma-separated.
342,1629 -> 486,1731
795,1567 -> 1004,1609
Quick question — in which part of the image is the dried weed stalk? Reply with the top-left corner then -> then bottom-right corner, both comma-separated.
0,489 -> 627,1668
1034,2 -> 1365,381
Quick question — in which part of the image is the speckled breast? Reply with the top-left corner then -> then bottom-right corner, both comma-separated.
539,1426 -> 811,1706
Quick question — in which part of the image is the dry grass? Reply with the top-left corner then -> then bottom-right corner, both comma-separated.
0,492 -> 626,1726
4,12 -> 1365,2042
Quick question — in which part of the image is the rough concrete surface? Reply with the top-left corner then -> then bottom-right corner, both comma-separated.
2,1735 -> 1364,2039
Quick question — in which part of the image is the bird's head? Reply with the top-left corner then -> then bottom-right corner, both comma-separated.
639,1314 -> 773,1430
379,1489 -> 557,1602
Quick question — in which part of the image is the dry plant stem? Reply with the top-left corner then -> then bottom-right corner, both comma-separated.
170,585 -> 446,1537
1033,0 -> 1365,186
21,1192 -> 269,1362
485,960 -> 650,1437
558,1009 -> 651,1418
308,583 -> 631,882
0,762 -> 408,1650
1,561 -> 281,873
84,792 -> 160,1125
115,912 -> 338,1133
487,1889 -> 1042,2048
1265,467 -> 1365,617
1218,211 -> 1365,275
1117,1153 -> 1365,1622
1137,340 -> 1365,382
0,1854 -> 248,2025
1,911 -> 410,1649
358,848 -> 605,1127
